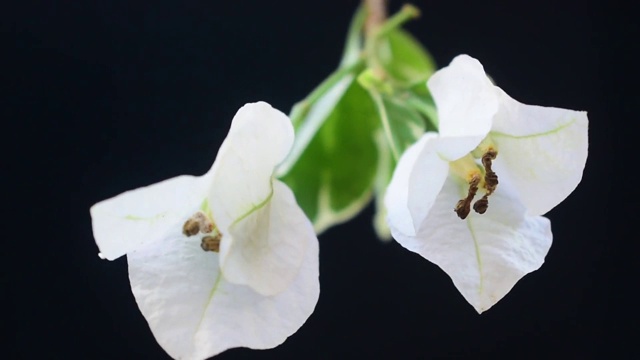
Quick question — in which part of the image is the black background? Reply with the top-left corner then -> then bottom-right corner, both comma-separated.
5,0 -> 634,358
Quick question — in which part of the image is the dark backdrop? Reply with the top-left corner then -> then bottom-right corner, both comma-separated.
5,0 -> 633,358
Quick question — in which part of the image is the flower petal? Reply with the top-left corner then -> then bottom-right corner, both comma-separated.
390,177 -> 552,313
127,216 -> 319,360
427,54 -> 498,152
385,133 -> 437,236
386,132 -> 482,237
208,101 -> 294,231
194,226 -> 318,359
90,175 -> 208,260
219,180 -> 313,296
127,229 -> 218,359
490,88 -> 589,215
407,135 -> 454,234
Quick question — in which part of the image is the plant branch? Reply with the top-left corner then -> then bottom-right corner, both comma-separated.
364,0 -> 388,36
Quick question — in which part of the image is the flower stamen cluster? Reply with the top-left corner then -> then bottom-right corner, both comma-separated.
182,211 -> 223,252
451,147 -> 500,219
182,211 -> 215,236
472,148 -> 499,215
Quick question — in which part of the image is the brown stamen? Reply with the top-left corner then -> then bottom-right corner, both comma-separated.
481,149 -> 499,196
472,149 -> 499,214
201,231 -> 222,252
454,174 -> 480,219
182,218 -> 200,236
182,212 -> 214,236
473,195 -> 489,214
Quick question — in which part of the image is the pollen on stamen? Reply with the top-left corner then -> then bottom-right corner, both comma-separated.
201,231 -> 222,252
473,195 -> 489,214
182,218 -> 200,236
482,149 -> 499,195
182,211 -> 215,236
454,173 -> 480,219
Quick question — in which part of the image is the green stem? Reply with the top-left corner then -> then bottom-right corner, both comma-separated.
290,59 -> 365,125
364,0 -> 387,36
308,61 -> 363,106
368,88 -> 400,161
364,3 -> 420,78
340,5 -> 367,67
375,4 -> 420,39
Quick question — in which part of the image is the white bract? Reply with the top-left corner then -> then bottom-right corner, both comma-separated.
385,55 -> 588,313
90,102 -> 319,359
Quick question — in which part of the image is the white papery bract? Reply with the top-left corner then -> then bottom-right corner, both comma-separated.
385,55 -> 588,313
90,102 -> 319,359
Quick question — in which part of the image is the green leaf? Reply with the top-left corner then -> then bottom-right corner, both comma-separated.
280,68 -> 358,174
402,84 -> 439,131
367,90 -> 427,241
279,78 -> 380,234
365,88 -> 426,161
277,5 -> 440,236
280,5 -> 367,173
374,29 -> 436,87
381,95 -> 426,153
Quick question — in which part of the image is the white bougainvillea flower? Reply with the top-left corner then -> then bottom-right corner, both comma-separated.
90,102 -> 319,359
385,55 -> 588,313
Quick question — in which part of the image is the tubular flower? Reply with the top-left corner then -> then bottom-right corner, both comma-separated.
385,55 -> 588,313
90,102 -> 319,359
